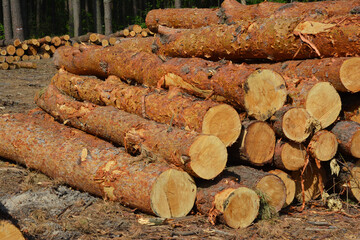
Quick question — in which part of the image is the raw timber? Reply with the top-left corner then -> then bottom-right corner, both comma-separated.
268,169 -> 296,208
308,130 -> 338,162
0,109 -> 197,218
51,69 -> 241,147
154,15 -> 360,62
331,121 -> 360,158
54,45 -> 287,120
0,221 -> 25,240
273,140 -> 307,171
337,160 -> 360,203
35,84 -> 228,180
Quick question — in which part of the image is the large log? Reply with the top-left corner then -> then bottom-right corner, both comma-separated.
52,69 -> 241,147
308,130 -> 338,161
331,121 -> 360,158
338,160 -> 360,203
0,109 -> 197,218
35,84 -> 228,180
268,169 -> 296,208
154,15 -> 360,62
0,221 -> 25,240
342,92 -> 360,124
252,57 -> 360,93
54,45 -> 287,120
273,140 -> 307,171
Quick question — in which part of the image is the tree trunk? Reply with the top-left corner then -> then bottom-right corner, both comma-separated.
273,140 -> 307,171
10,0 -> 24,41
2,0 -> 13,40
174,0 -> 181,8
73,0 -> 81,37
35,84 -> 228,180
0,221 -> 25,240
0,109 -> 197,218
308,130 -> 338,162
113,37 -> 154,53
252,57 -> 360,93
68,0 -> 74,36
51,69 -> 241,147
95,0 -> 102,33
53,45 -> 287,121
228,120 -> 275,166
154,15 -> 360,62
104,0 -> 112,35
331,121 -> 360,158
268,169 -> 296,208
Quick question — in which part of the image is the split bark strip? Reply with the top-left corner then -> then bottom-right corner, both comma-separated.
54,46 -> 287,121
252,57 -> 360,93
154,15 -> 360,62
308,130 -> 338,162
331,121 -> 360,159
273,140 -> 307,171
0,109 -> 197,218
52,70 -> 241,147
268,169 -> 296,208
196,177 -> 259,229
35,84 -> 228,180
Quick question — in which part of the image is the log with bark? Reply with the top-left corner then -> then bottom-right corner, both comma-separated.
54,45 -> 287,120
0,109 -> 197,218
52,70 -> 241,147
153,15 -> 360,62
338,160 -> 360,203
113,37 -> 155,53
35,84 -> 228,180
273,140 -> 307,171
268,169 -> 296,208
331,121 -> 360,159
308,130 -> 338,162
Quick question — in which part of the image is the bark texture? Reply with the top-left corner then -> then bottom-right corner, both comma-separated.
2,0 -> 12,40
0,109 -> 197,218
331,121 -> 360,158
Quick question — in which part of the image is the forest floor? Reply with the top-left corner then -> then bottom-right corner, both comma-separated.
0,58 -> 360,240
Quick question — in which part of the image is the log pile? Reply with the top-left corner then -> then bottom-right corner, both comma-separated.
1,0 -> 360,230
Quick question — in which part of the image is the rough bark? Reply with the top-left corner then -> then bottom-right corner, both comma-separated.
54,45 -> 287,120
10,0 -> 24,41
103,0 -> 112,35
0,109 -> 197,218
2,0 -> 13,40
0,221 -> 25,240
308,130 -> 338,161
73,0 -> 81,37
338,160 -> 360,203
273,140 -> 307,171
272,106 -> 313,143
52,69 -> 241,147
154,15 -> 360,62
331,121 -> 360,158
268,169 -> 296,208
35,84 -> 228,180
229,120 -> 275,166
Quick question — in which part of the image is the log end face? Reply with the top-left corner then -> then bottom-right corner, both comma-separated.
202,104 -> 241,147
349,160 -> 360,202
256,175 -> 286,212
281,142 -> 307,171
305,82 -> 341,129
351,130 -> 360,158
151,169 -> 196,218
222,187 -> 260,229
340,58 -> 360,93
311,131 -> 338,161
0,221 -> 25,240
282,108 -> 312,142
189,135 -> 227,180
244,69 -> 287,121
269,169 -> 296,208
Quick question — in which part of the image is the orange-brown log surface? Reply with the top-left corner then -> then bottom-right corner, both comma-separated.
113,37 -> 155,53
154,15 -> 360,62
252,57 -> 360,93
35,84 -> 227,180
273,140 -> 307,171
54,45 -> 287,120
0,109 -> 197,218
268,169 -> 296,208
308,130 -> 338,161
331,121 -> 360,158
52,70 -> 241,146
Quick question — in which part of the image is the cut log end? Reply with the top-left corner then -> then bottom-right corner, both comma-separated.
151,169 -> 196,218
202,104 -> 241,147
269,169 -> 296,208
221,187 -> 260,229
244,69 -> 287,121
349,160 -> 360,202
256,174 -> 286,212
282,108 -> 312,142
281,142 -> 307,171
189,135 -> 227,180
0,221 -> 25,240
309,130 -> 338,161
340,57 -> 360,93
351,131 -> 360,158
305,82 -> 341,129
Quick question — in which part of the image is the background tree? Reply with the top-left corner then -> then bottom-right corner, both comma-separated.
10,0 -> 24,40
175,0 -> 181,8
2,0 -> 12,40
94,0 -> 102,33
73,0 -> 81,37
104,0 -> 112,35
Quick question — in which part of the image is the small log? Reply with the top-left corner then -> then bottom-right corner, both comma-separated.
101,39 -> 109,47
51,36 -> 62,47
0,220 -> 25,240
21,55 -> 29,61
273,140 -> 307,171
49,45 -> 56,54
35,84 -> 228,180
272,106 -> 313,142
0,109 -> 197,218
308,130 -> 338,161
14,61 -> 37,69
27,45 -> 37,56
40,53 -> 51,59
70,32 -> 93,43
229,120 -> 275,166
9,64 -> 16,70
89,33 -> 106,44
15,48 -> 24,57
38,35 -> 51,44
13,56 -> 20,62
52,69 -> 241,146
60,34 -> 71,41
0,38 -> 21,47
0,48 -> 7,56
21,43 -> 28,51
269,169 -> 296,208
0,56 -> 5,62
5,56 -> 14,64
129,31 -> 136,37
331,121 -> 360,158
6,45 -> 16,55
110,29 -> 129,38
128,24 -> 143,34
1,62 -> 9,70
113,37 -> 155,53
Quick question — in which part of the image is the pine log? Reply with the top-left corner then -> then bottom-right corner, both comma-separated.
52,69 -> 241,146
101,39 -> 109,47
14,56 -> 20,62
0,48 -> 7,56
229,120 -> 275,166
308,130 -> 338,161
14,61 -> 37,69
273,140 -> 307,171
0,56 -> 5,62
196,177 -> 259,228
1,62 -> 9,70
331,121 -> 360,158
109,29 -> 129,38
21,55 -> 29,61
51,36 -> 62,47
89,33 -> 106,44
154,15 -> 360,62
49,45 -> 56,54
272,106 -> 313,142
60,34 -> 71,41
15,48 -> 24,57
268,169 -> 296,208
338,160 -> 360,203
0,38 -> 22,47
21,43 -> 28,50
70,32 -> 93,43
38,35 -> 52,44
252,57 -> 360,93
5,56 -> 14,64
54,45 -> 287,120
0,109 -> 197,218
9,64 -> 16,70
286,78 -> 341,129
40,53 -> 51,59
27,45 -> 37,56
35,84 -> 228,179
128,24 -> 143,34
0,221 -> 25,240
113,37 -> 155,53
225,166 -> 286,212
6,45 -> 16,55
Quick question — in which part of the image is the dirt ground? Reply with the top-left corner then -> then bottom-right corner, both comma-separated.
0,58 -> 360,240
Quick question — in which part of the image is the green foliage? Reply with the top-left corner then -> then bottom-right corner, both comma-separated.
0,24 -> 4,40
256,190 -> 279,220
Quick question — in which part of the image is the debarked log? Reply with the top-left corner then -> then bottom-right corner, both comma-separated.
35,84 -> 228,180
0,109 -> 197,218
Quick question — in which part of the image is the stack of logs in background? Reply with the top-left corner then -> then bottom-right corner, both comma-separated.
1,0 -> 360,230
